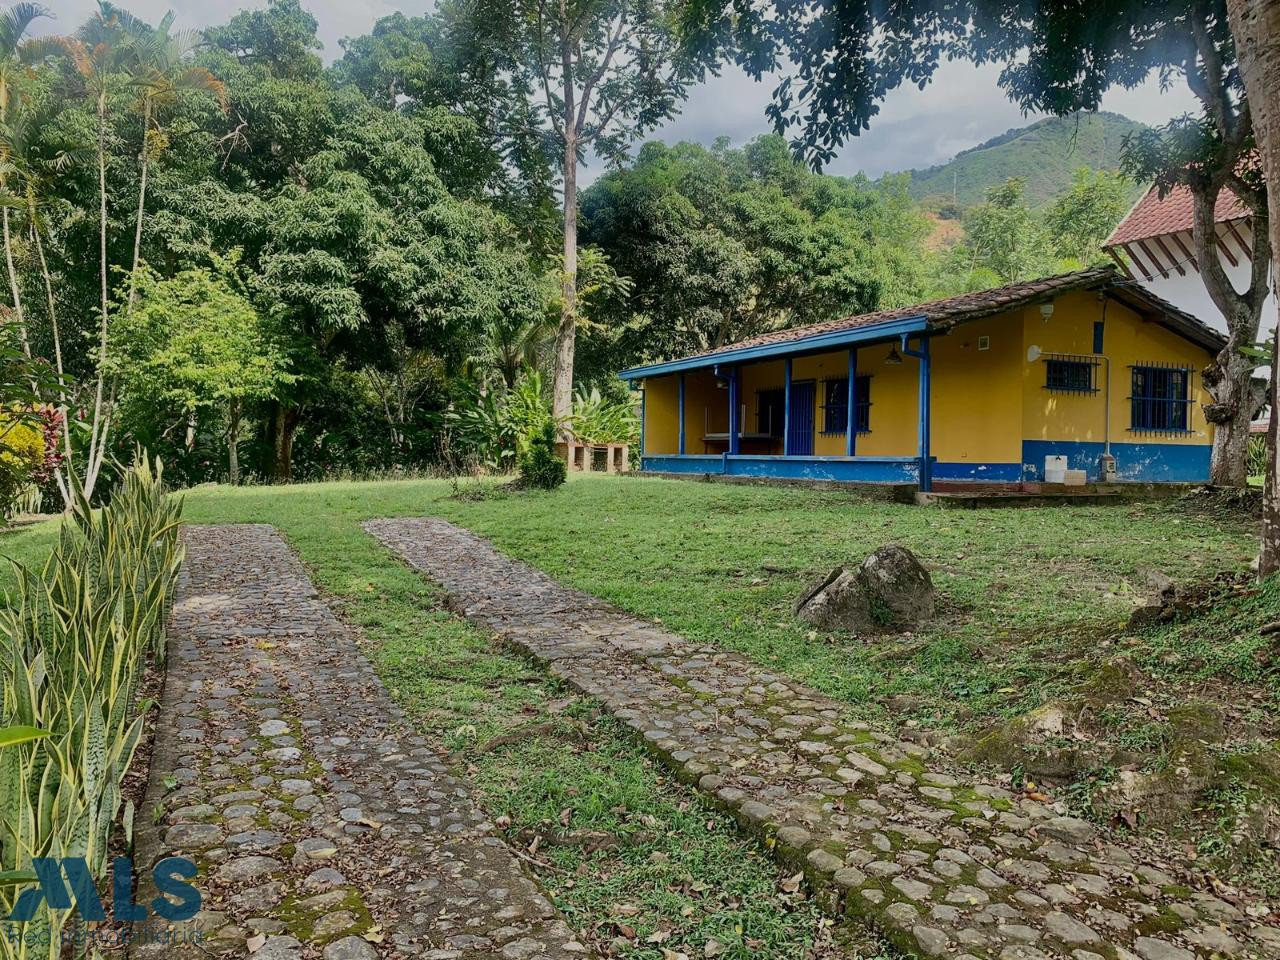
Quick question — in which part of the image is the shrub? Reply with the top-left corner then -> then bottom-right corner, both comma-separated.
0,417 -> 45,517
1247,433 -> 1266,482
519,421 -> 567,490
0,456 -> 184,954
569,385 -> 639,445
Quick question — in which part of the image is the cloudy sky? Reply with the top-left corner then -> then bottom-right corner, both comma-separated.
42,0 -> 1203,182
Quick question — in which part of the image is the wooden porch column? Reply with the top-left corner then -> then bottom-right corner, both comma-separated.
678,373 -> 686,455
845,348 -> 857,456
783,357 -> 793,456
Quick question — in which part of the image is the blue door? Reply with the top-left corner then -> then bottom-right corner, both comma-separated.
788,381 -> 815,456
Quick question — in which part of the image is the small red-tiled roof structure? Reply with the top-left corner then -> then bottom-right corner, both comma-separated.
1102,184 -> 1256,281
620,266 -> 1225,380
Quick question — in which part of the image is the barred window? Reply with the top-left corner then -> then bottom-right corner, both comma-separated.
1044,356 -> 1099,394
1130,365 -> 1192,432
821,377 -> 872,434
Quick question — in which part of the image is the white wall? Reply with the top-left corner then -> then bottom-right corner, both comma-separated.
1126,227 -> 1276,409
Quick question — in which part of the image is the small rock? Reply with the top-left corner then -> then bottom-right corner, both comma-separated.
299,837 -> 340,860
164,822 -> 223,848
259,719 -> 290,737
255,936 -> 304,960
1133,938 -> 1194,960
215,856 -> 281,883
323,937 -> 378,960
1039,816 -> 1096,844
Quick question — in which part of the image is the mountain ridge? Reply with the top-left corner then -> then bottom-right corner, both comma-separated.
902,112 -> 1149,209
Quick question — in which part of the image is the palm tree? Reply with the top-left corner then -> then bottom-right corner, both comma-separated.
0,103 -> 83,501
125,12 -> 225,308
60,0 -> 138,500
0,2 -> 59,358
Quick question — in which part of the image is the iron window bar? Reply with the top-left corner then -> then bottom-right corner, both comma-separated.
1042,354 -> 1101,395
820,376 -> 872,435
1129,362 -> 1194,434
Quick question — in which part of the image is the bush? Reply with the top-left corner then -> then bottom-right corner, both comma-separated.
1247,433 -> 1266,482
0,456 -> 184,952
519,421 -> 567,490
569,385 -> 639,445
0,417 -> 46,519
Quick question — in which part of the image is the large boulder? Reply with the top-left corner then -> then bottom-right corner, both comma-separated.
795,545 -> 935,634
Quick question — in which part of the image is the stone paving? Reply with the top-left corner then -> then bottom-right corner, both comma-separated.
131,524 -> 594,960
366,517 -> 1280,960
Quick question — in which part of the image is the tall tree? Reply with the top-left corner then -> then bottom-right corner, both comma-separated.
447,0 -> 709,431
1223,0 -> 1279,575
60,1 -> 140,500
0,2 -> 57,357
687,1 -> 1271,489
124,11 -> 226,308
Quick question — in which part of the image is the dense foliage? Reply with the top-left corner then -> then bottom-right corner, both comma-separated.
0,457 -> 184,954
3,0 -> 1137,489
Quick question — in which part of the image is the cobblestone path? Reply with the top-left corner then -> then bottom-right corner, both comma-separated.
367,517 -> 1280,960
132,524 -> 594,960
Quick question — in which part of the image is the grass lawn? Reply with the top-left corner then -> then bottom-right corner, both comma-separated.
2,473 -> 1273,941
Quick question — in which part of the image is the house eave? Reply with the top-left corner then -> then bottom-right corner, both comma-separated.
618,315 -> 929,381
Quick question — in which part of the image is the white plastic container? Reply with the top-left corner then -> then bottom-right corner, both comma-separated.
1044,455 -> 1068,484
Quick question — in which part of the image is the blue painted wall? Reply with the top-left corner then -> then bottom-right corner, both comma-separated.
640,455 -> 920,484
1021,440 -> 1211,483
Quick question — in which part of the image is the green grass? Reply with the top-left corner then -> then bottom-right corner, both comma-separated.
1,479 -> 847,960
1,473 -> 1267,953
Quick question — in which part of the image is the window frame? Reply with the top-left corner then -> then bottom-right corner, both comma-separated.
1129,364 -> 1193,434
1043,354 -> 1100,395
820,376 -> 872,435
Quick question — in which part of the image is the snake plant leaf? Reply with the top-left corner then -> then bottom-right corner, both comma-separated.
0,726 -> 50,748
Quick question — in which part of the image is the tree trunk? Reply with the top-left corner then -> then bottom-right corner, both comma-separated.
1225,0 -> 1280,575
1189,180 -> 1269,487
2,207 -> 30,358
272,405 -> 299,483
127,96 -> 153,311
227,399 -> 240,485
84,90 -> 112,502
32,217 -> 74,509
552,40 -> 578,437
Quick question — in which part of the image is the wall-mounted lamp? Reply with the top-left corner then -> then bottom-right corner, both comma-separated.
884,345 -> 904,365
1039,302 -> 1055,321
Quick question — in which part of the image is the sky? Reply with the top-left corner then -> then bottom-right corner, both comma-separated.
42,0 -> 1203,183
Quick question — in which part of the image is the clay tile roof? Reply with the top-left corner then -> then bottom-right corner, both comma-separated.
688,266 -> 1118,357
620,266 -> 1225,378
1104,184 -> 1248,247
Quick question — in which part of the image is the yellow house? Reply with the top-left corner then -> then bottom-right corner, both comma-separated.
620,267 -> 1224,489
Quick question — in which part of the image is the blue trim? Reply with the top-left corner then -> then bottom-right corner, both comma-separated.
640,454 -> 921,484
677,373 -> 686,455
728,366 -> 740,455
639,386 -> 646,457
901,335 -> 932,493
846,349 -> 857,456
1093,320 -> 1105,354
619,316 -> 929,380
934,462 -> 1023,483
783,358 -> 792,456
1022,440 -> 1210,483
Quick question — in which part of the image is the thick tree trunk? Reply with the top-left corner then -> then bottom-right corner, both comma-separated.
552,40 -> 578,437
272,406 -> 299,483
1225,0 -> 1280,575
1191,183 -> 1269,487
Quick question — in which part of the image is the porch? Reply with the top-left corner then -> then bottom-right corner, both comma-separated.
626,315 -> 940,490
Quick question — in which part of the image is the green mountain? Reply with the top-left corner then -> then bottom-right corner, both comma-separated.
904,112 -> 1149,209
